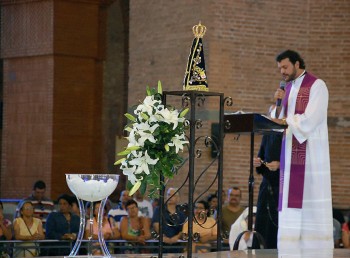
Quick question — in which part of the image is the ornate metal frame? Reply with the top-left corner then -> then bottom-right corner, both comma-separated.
155,91 -> 231,257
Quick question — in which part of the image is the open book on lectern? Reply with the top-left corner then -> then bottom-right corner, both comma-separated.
224,111 -> 287,134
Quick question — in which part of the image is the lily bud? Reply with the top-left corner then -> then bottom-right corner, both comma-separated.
164,144 -> 170,152
129,180 -> 142,196
141,113 -> 149,120
117,149 -> 131,156
179,108 -> 189,118
114,158 -> 126,165
125,113 -> 136,122
158,80 -> 163,94
146,85 -> 151,96
126,146 -> 140,151
124,126 -> 132,132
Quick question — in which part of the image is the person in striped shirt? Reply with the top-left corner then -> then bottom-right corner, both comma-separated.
15,180 -> 55,233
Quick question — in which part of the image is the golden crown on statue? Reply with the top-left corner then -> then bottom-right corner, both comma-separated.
192,22 -> 206,38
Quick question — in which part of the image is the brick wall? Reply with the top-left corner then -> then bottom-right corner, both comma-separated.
128,0 -> 350,208
1,1 -> 55,198
0,0 -> 108,199
1,56 -> 54,198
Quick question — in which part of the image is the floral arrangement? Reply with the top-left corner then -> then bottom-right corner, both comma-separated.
115,81 -> 188,197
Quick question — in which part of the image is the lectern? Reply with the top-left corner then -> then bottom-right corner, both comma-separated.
224,113 -> 287,249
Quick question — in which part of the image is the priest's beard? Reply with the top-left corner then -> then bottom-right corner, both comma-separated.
284,67 -> 297,82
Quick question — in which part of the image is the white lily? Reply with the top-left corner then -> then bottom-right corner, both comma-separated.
126,129 -> 139,146
129,150 -> 159,175
168,133 -> 188,153
135,96 -> 161,118
137,131 -> 156,145
134,122 -> 159,145
148,112 -> 163,123
120,163 -> 138,185
158,108 -> 181,129
135,122 -> 159,133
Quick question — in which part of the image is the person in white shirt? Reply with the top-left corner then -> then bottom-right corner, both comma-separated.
134,190 -> 153,219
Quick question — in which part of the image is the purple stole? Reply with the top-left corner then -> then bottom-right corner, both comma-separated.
278,72 -> 317,210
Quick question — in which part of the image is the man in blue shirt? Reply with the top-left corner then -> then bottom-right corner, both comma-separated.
152,188 -> 187,253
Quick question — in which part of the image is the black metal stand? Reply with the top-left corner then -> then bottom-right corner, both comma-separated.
157,90 -> 226,258
232,132 -> 266,250
224,113 -> 286,250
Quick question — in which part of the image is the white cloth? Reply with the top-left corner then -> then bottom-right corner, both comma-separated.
278,248 -> 334,258
278,73 -> 333,249
229,206 -> 256,250
134,199 -> 153,218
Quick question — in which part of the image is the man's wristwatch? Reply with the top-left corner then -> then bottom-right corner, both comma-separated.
282,118 -> 287,125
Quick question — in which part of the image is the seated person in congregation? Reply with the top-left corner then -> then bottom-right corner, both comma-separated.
206,193 -> 218,218
45,194 -> 80,256
0,201 -> 12,256
15,180 -> 54,233
229,206 -> 258,250
222,187 -> 245,237
342,219 -> 350,249
134,189 -> 153,219
0,201 -> 12,241
108,190 -> 133,223
84,201 -> 120,255
13,201 -> 45,257
182,200 -> 217,253
120,199 -> 151,253
70,196 -> 80,217
152,188 -> 187,253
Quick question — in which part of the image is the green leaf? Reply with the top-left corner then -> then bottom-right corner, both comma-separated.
125,113 -> 136,122
140,181 -> 147,196
126,180 -> 133,191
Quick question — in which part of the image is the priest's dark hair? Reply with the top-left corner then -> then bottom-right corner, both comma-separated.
276,49 -> 306,69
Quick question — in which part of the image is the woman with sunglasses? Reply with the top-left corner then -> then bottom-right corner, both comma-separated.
13,201 -> 45,257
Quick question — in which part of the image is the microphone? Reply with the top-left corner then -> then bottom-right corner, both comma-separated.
276,80 -> 286,107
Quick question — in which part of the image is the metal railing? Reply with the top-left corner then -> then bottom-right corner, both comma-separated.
0,239 -> 230,257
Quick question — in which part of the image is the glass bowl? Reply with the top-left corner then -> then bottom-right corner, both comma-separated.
66,174 -> 119,202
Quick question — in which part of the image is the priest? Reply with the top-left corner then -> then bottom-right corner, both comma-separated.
272,50 -> 333,249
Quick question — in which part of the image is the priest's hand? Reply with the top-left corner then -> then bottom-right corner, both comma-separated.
271,118 -> 287,126
274,88 -> 286,102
